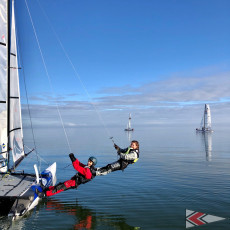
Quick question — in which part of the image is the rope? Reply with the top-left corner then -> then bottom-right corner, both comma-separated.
36,0 -> 113,141
16,34 -> 40,170
13,0 -> 43,172
25,0 -> 72,153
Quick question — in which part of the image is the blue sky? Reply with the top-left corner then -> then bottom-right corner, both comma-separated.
15,0 -> 230,128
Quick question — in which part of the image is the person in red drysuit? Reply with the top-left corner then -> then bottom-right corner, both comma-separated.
36,153 -> 97,197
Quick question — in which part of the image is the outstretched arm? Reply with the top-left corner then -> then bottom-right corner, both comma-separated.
114,144 -> 130,155
69,153 -> 92,179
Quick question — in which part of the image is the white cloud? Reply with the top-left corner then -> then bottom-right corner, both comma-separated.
22,70 -> 230,128
97,71 -> 230,106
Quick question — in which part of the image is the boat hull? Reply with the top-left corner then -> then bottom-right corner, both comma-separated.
196,128 -> 213,133
124,128 -> 134,131
0,162 -> 56,219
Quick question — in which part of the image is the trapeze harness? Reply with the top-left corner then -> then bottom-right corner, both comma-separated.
119,147 -> 139,170
71,165 -> 96,185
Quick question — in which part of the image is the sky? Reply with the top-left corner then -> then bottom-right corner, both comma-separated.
14,0 -> 230,130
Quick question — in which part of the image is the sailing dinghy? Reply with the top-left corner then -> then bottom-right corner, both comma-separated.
124,113 -> 134,131
0,0 -> 56,219
196,104 -> 213,132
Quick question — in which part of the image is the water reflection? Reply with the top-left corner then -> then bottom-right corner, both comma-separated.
45,199 -> 140,230
0,217 -> 12,230
126,131 -> 133,142
197,132 -> 213,161
0,216 -> 26,230
0,198 -> 140,230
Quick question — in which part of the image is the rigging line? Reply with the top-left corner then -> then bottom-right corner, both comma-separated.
17,43 -> 40,167
24,0 -> 72,153
27,153 -> 50,166
15,2 -> 40,170
36,0 -> 113,140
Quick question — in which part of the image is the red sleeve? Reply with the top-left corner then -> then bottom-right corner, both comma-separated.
72,159 -> 92,179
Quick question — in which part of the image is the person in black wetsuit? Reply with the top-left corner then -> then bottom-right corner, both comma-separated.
96,140 -> 139,176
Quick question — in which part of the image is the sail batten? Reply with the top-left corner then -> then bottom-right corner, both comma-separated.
0,151 -> 7,154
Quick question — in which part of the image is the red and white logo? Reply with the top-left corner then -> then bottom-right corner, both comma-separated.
186,209 -> 226,228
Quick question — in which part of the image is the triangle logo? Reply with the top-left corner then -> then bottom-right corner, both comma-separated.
186,209 -> 226,228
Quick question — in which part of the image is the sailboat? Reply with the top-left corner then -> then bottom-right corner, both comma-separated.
196,104 -> 213,132
0,0 -> 56,219
124,113 -> 134,131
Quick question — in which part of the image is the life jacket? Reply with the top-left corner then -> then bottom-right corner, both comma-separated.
72,165 -> 96,185
122,147 -> 139,164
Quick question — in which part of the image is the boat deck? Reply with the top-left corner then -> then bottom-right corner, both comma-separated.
0,173 -> 35,197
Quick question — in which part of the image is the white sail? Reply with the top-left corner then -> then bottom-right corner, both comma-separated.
0,0 -> 8,172
9,0 -> 24,166
0,0 -> 24,172
204,104 -> 211,130
127,113 -> 131,129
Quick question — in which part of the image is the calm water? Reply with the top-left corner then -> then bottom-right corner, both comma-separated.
1,125 -> 230,229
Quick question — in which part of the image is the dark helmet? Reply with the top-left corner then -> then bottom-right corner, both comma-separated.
88,156 -> 97,166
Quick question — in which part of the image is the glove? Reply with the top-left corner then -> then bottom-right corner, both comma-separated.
114,144 -> 120,150
69,153 -> 76,163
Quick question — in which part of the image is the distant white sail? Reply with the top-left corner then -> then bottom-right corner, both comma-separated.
204,104 -> 211,130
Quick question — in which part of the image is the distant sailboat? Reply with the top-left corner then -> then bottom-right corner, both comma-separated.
196,104 -> 213,132
124,113 -> 134,131
0,0 -> 56,219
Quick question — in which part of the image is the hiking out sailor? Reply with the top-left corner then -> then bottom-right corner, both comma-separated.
96,140 -> 139,176
36,154 -> 97,197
